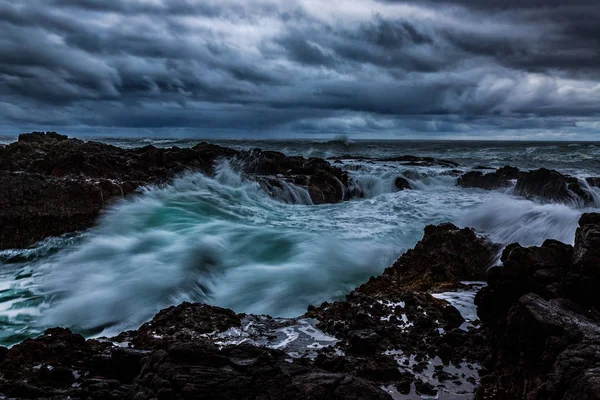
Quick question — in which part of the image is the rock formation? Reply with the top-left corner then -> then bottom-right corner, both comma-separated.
0,132 -> 349,249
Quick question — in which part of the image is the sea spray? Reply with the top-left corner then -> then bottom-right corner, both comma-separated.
460,197 -> 584,246
34,163 -> 398,337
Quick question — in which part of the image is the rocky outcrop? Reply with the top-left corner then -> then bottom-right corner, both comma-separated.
0,307 -> 388,400
355,223 -> 498,294
475,213 -> 600,399
0,172 -> 141,249
457,165 -> 519,190
586,177 -> 600,187
0,132 -> 349,249
458,165 -> 597,206
131,342 -> 389,400
514,168 -> 594,205
305,223 -> 499,398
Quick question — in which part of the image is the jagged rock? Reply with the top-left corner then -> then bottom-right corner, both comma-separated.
358,223 -> 498,293
401,170 -> 426,181
114,303 -> 241,349
458,166 -> 598,205
131,342 -> 390,400
394,176 -> 410,191
586,177 -> 600,187
514,168 -> 594,205
0,172 -> 139,249
306,222 -> 499,391
573,213 -> 600,277
457,165 -> 519,190
0,132 -> 349,249
475,212 -> 600,400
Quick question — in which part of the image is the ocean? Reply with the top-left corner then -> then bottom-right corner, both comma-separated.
1,137 -> 599,346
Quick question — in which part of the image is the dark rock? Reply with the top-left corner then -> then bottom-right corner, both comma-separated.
414,380 -> 437,396
394,176 -> 411,191
515,168 -> 594,205
347,329 -> 382,353
359,222 -> 498,293
585,177 -> 600,188
0,132 -> 350,248
306,222 -> 498,391
573,213 -> 600,277
131,342 -> 390,400
18,131 -> 68,143
457,165 -> 519,190
402,170 -> 426,180
114,303 -> 241,349
40,366 -> 75,384
475,213 -> 600,399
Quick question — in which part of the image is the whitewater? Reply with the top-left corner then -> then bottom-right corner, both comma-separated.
0,138 -> 598,346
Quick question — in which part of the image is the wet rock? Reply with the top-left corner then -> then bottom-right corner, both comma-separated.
131,342 -> 389,400
359,222 -> 498,293
573,213 -> 600,277
394,176 -> 411,191
457,165 -> 519,190
306,222 -> 498,395
514,168 -> 594,205
0,132 -> 349,248
401,170 -> 426,180
114,303 -> 242,349
0,328 -> 93,397
476,239 -> 573,327
347,329 -> 382,354
475,213 -> 600,399
414,380 -> 437,396
0,172 -> 139,249
18,131 -> 68,143
585,177 -> 600,188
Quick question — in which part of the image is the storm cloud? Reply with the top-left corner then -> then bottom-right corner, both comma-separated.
0,0 -> 599,138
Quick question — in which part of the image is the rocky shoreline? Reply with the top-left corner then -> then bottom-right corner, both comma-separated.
1,216 -> 599,399
0,132 -> 348,249
1,133 -> 600,399
4,132 -> 599,250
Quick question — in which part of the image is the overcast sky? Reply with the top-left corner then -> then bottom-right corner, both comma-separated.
1,0 -> 599,139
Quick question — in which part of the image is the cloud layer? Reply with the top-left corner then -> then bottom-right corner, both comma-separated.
1,0 -> 599,138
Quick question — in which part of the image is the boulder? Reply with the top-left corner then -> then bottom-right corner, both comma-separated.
359,223 -> 498,293
457,165 -> 519,190
394,176 -> 411,191
514,168 -> 594,205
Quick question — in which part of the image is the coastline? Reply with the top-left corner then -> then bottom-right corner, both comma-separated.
0,133 -> 599,399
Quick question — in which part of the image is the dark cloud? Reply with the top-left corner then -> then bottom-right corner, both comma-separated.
0,0 -> 598,138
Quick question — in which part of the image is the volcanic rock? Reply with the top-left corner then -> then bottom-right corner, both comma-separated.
475,212 -> 600,399
457,165 -> 519,190
514,168 -> 594,205
0,132 -> 349,249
